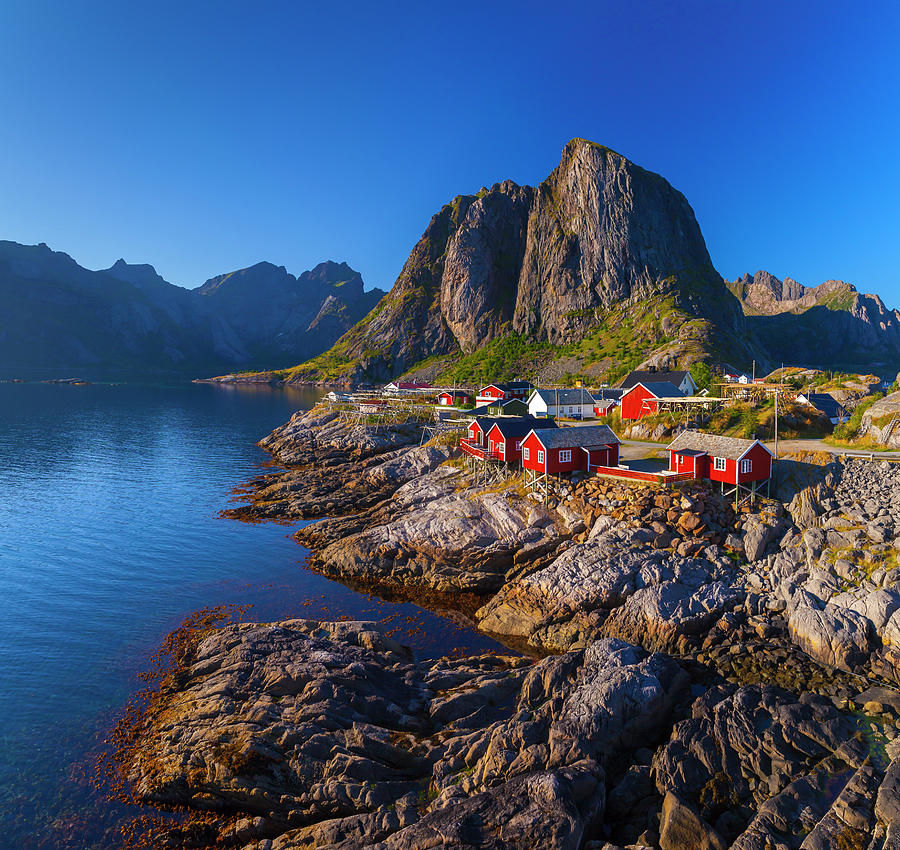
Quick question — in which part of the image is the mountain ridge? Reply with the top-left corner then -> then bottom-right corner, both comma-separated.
267,140 -> 900,385
0,240 -> 384,377
729,270 -> 900,372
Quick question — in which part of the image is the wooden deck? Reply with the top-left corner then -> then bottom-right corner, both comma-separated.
589,465 -> 695,486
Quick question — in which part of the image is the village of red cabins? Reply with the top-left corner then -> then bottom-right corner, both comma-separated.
460,416 -> 773,501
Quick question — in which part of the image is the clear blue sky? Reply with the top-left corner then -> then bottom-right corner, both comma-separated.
1,0 -> 898,303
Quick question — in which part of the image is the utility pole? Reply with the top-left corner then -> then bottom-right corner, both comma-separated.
774,389 -> 779,460
752,360 -> 756,383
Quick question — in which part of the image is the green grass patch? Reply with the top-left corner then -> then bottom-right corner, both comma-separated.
833,393 -> 884,440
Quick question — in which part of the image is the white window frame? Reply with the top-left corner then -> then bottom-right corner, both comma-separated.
523,447 -> 530,460
537,450 -> 545,465
559,449 -> 572,463
498,442 -> 505,456
714,457 -> 727,471
515,440 -> 522,451
740,458 -> 752,474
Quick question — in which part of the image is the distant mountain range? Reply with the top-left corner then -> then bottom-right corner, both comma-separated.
0,240 -> 384,377
727,271 -> 900,372
4,141 -> 898,383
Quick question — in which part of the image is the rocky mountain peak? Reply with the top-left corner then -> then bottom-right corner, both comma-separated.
305,138 -> 743,381
730,271 -> 862,316
105,258 -> 175,293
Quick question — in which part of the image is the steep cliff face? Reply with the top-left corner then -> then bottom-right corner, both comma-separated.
513,139 -> 732,342
441,181 -> 534,351
731,270 -> 900,372
299,139 -> 746,382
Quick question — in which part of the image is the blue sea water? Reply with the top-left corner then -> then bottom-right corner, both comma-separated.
0,382 -> 505,848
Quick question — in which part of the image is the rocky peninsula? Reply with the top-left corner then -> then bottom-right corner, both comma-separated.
123,407 -> 900,848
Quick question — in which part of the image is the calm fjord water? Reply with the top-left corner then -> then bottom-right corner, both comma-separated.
0,382 -> 503,848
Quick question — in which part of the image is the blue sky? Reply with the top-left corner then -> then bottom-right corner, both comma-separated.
0,1 -> 898,303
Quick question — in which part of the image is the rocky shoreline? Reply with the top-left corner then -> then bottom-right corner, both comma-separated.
121,406 -> 900,848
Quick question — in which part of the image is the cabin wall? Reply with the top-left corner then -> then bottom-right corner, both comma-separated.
738,443 -> 773,483
709,457 -> 738,484
621,386 -> 657,420
547,447 -> 587,474
520,433 -> 546,472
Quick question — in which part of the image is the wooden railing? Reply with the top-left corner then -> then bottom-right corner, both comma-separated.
590,465 -> 695,486
459,439 -> 506,462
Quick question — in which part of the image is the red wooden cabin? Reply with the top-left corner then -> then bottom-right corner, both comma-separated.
620,381 -> 683,420
521,424 -> 621,477
438,390 -> 472,406
666,430 -> 773,485
464,417 -> 494,447
475,381 -> 534,405
484,418 -> 558,464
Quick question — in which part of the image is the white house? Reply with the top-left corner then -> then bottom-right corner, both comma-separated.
527,388 -> 596,419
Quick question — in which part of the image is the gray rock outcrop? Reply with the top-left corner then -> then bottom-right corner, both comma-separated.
477,520 -> 741,654
860,392 -> 900,448
127,622 -> 691,849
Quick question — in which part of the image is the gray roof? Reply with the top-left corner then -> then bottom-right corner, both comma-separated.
471,416 -> 555,436
488,418 -> 559,439
622,370 -> 690,389
470,416 -> 496,433
667,429 -> 770,460
531,388 -> 595,405
627,381 -> 684,398
486,397 -> 528,409
592,388 -> 624,402
481,380 -> 533,391
804,393 -> 848,418
529,424 -> 620,449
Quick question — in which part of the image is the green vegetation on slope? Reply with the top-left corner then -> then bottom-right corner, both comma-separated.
437,334 -> 571,384
820,287 -> 857,312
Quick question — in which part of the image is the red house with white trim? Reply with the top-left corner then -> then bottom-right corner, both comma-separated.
438,390 -> 472,406
384,380 -> 432,392
484,418 -> 558,464
521,424 -> 620,477
465,417 -> 494,447
666,430 -> 773,485
620,382 -> 684,420
476,381 -> 534,405
461,417 -> 556,462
